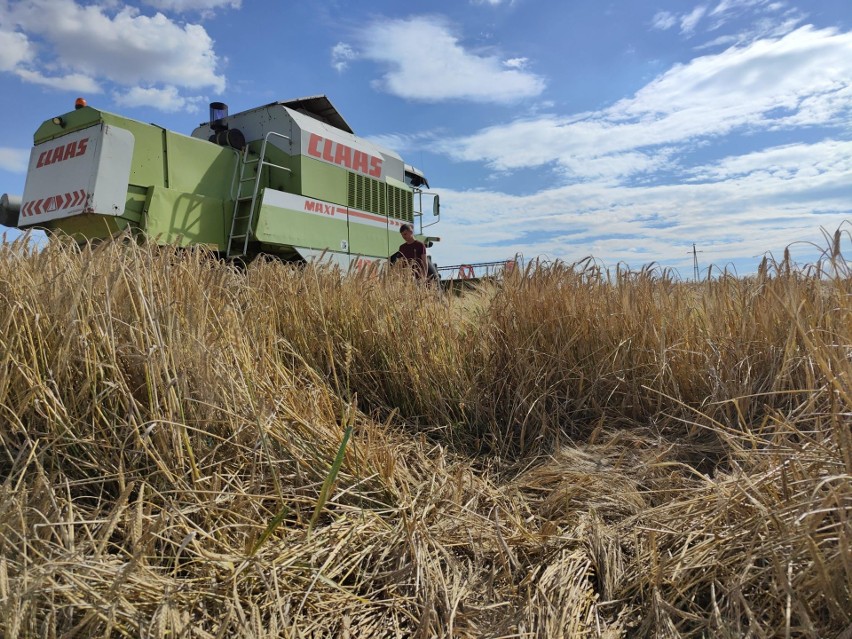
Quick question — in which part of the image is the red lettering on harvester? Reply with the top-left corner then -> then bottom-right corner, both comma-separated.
306,133 -> 383,178
353,151 -> 368,174
34,137 -> 90,169
307,134 -> 322,159
368,156 -> 382,178
334,144 -> 352,169
303,200 -> 336,216
321,139 -> 335,162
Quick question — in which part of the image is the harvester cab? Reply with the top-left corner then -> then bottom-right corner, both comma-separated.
1,96 -> 441,270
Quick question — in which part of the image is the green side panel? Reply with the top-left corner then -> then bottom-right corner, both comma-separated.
257,143 -> 298,195
42,214 -> 134,242
143,186 -> 226,248
386,229 -> 401,257
100,114 -> 167,189
125,185 -> 149,218
231,141 -> 298,205
32,107 -> 238,246
35,107 -> 239,200
348,214 -> 389,258
165,131 -> 237,198
299,156 -> 348,206
255,190 -> 348,253
34,106 -> 103,143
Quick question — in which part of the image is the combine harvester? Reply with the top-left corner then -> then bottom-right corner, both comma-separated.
0,96 -> 442,270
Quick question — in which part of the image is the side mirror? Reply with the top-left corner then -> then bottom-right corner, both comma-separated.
432,194 -> 440,217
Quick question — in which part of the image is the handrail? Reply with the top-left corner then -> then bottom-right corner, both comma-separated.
227,131 -> 292,257
413,187 -> 440,234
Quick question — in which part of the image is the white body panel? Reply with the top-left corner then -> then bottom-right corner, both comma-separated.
257,189 -> 396,270
191,103 -> 406,183
261,189 -> 405,231
19,124 -> 134,226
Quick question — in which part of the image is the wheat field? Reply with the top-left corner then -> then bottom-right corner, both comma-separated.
0,234 -> 849,638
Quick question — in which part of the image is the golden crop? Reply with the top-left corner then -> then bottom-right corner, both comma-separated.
0,235 -> 848,637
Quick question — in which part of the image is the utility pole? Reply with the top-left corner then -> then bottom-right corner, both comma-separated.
690,243 -> 703,281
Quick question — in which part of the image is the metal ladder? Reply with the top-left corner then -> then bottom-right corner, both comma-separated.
227,131 -> 292,258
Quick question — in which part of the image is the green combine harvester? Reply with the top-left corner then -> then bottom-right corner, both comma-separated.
0,96 -> 441,269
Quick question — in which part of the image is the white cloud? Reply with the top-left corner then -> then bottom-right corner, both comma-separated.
680,6 -> 708,34
656,0 -> 798,44
697,15 -> 805,50
366,130 -> 440,156
710,0 -> 736,16
113,85 -> 202,112
14,69 -> 101,93
358,16 -> 545,103
331,42 -> 357,73
141,0 -> 241,12
710,0 -> 781,20
689,140 -> 852,184
439,26 -> 852,182
619,25 -> 852,125
424,25 -> 852,272
0,0 -> 224,111
0,30 -> 33,71
434,139 -> 852,271
0,147 -> 30,173
652,11 -> 678,30
503,57 -> 528,69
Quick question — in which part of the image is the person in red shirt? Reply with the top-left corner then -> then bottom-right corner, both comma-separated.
396,223 -> 428,279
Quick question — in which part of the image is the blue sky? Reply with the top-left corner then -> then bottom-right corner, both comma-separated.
0,0 -> 850,276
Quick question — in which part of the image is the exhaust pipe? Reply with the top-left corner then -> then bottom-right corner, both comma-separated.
207,101 -> 245,150
0,193 -> 21,228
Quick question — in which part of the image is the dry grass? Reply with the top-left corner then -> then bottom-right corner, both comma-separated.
0,234 -> 849,637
